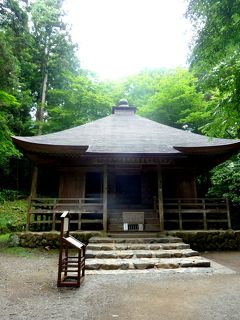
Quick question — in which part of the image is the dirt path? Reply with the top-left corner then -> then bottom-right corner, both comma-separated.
1,250 -> 240,320
202,251 -> 240,272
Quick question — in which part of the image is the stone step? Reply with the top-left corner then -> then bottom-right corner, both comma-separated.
85,236 -> 211,271
89,237 -> 183,244
86,248 -> 199,259
85,256 -> 210,270
87,242 -> 190,251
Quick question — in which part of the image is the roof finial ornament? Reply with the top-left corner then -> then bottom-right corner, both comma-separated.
118,99 -> 129,107
112,99 -> 136,114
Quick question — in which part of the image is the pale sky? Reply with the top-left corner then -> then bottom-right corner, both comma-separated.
63,0 -> 192,80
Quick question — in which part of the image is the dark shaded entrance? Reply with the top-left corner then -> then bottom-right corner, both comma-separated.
116,174 -> 142,206
83,172 -> 103,230
85,172 -> 103,198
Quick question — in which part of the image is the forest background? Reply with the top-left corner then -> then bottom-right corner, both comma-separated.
0,0 -> 240,206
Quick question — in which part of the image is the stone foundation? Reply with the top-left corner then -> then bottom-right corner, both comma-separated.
9,231 -> 103,248
8,230 -> 240,251
168,230 -> 240,251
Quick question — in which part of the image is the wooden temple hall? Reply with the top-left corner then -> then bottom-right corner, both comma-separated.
13,99 -> 240,233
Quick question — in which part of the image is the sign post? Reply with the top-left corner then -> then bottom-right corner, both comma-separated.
57,211 -> 86,287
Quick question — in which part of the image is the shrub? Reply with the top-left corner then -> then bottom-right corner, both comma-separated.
0,189 -> 20,203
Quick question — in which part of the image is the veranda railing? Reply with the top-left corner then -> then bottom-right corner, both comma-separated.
27,197 -> 231,232
154,197 -> 231,230
27,197 -> 104,231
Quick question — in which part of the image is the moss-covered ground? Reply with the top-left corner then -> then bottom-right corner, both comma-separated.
0,199 -> 27,234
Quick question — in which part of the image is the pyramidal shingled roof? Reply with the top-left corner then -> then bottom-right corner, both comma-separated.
13,102 -> 240,155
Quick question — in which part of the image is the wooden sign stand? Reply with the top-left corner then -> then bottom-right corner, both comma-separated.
57,211 -> 86,287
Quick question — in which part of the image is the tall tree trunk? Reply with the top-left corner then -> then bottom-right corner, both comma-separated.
36,70 -> 48,135
33,57 -> 48,195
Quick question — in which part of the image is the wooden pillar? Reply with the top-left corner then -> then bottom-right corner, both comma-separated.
30,166 -> 38,198
103,164 -> 108,232
26,166 -> 38,231
157,165 -> 164,232
226,198 -> 232,229
202,199 -> 207,230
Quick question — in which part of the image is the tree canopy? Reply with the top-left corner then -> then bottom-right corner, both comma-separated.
186,0 -> 240,138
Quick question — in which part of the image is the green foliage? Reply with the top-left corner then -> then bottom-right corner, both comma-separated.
111,69 -> 166,110
0,189 -> 20,202
183,52 -> 240,138
187,0 -> 240,70
199,53 -> 240,138
44,73 -> 113,132
0,1 -> 33,174
0,233 -> 10,250
186,0 -> 240,138
0,31 -> 19,91
139,68 -> 207,130
207,155 -> 240,205
0,90 -> 18,108
105,68 -> 207,131
0,90 -> 22,169
0,199 -> 27,233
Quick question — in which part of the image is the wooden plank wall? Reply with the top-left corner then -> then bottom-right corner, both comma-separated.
59,170 -> 85,198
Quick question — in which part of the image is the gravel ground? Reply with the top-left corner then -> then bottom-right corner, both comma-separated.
1,250 -> 240,320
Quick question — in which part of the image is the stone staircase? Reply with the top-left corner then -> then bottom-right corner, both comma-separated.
85,236 -> 211,271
